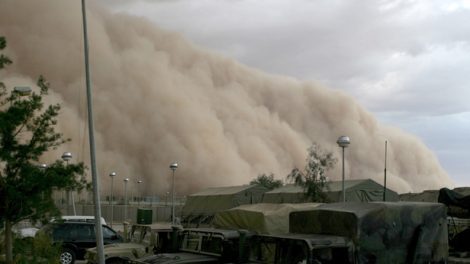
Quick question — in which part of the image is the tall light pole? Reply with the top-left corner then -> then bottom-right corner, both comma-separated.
81,1 -> 104,262
124,178 -> 129,221
109,172 -> 116,227
337,136 -> 350,203
383,140 -> 388,202
169,162 -> 178,225
137,180 -> 143,207
38,164 -> 47,200
61,152 -> 76,215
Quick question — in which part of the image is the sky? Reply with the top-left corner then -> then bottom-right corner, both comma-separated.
97,0 -> 470,187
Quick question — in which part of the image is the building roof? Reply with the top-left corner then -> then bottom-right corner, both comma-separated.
265,179 -> 384,194
190,184 -> 263,196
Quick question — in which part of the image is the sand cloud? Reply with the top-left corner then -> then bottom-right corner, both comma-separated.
0,0 -> 453,195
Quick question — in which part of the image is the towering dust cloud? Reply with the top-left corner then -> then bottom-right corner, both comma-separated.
0,0 -> 453,195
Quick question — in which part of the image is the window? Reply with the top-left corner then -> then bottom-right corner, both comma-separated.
76,224 -> 94,239
181,233 -> 201,252
103,226 -> 117,239
201,236 -> 222,255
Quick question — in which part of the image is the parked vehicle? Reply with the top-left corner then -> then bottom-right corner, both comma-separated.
85,223 -> 179,264
53,215 -> 107,225
38,220 -> 123,264
213,202 -> 449,264
11,215 -> 107,240
288,202 -> 448,263
129,228 -> 253,264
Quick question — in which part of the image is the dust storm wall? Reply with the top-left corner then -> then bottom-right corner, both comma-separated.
0,0 -> 453,195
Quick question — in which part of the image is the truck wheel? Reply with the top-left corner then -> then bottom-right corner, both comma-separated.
60,248 -> 76,264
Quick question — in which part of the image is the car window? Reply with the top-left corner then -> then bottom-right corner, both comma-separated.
249,237 -> 276,263
181,232 -> 201,252
52,224 -> 73,240
76,224 -> 94,240
201,236 -> 222,255
279,240 -> 308,264
103,225 -> 117,239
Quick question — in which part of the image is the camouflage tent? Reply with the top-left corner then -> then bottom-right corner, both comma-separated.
181,185 -> 268,227
213,203 -> 322,235
290,202 -> 448,263
262,179 -> 399,203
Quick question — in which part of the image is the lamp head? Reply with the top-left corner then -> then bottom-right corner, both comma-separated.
170,162 -> 178,170
109,172 -> 117,177
337,136 -> 351,148
61,152 -> 72,161
13,86 -> 32,96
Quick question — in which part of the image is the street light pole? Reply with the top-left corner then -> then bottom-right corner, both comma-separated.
61,152 -> 76,215
109,172 -> 116,228
124,178 -> 129,221
383,140 -> 388,202
169,162 -> 178,225
81,1 -> 104,263
38,164 -> 47,200
337,136 -> 350,203
137,180 -> 143,207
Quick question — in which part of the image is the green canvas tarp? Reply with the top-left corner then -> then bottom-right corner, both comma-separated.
182,185 -> 268,226
213,203 -> 322,235
262,179 -> 399,203
290,202 -> 448,263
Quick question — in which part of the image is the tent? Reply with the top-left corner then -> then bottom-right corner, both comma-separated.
290,202 -> 448,263
213,203 -> 322,235
181,185 -> 268,227
262,179 -> 399,203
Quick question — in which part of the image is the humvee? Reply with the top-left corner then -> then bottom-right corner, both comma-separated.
288,202 -> 448,263
129,228 -> 253,264
85,223 -> 179,264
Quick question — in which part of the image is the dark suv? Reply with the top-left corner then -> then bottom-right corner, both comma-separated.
39,221 -> 123,264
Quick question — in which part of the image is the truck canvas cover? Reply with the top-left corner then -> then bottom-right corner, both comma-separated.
182,185 -> 268,226
290,202 -> 448,264
213,203 -> 322,235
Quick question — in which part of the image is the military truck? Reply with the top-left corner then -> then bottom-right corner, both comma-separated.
128,202 -> 448,264
129,228 -> 253,264
85,223 -> 179,264
213,202 -> 448,263
288,202 -> 448,263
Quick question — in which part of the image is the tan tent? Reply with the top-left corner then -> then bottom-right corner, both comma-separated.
290,202 -> 448,263
262,179 -> 399,203
181,185 -> 268,227
213,203 -> 322,235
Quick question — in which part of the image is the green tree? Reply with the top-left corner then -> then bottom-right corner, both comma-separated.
250,173 -> 283,190
0,36 -> 86,263
287,143 -> 337,202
